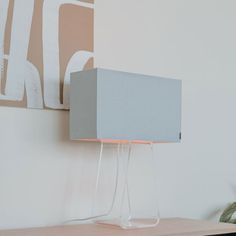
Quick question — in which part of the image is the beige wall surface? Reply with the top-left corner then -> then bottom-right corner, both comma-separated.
1,0 -> 236,230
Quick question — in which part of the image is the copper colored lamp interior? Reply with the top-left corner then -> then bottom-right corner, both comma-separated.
78,139 -> 168,144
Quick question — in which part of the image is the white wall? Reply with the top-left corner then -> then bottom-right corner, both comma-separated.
1,0 -> 236,230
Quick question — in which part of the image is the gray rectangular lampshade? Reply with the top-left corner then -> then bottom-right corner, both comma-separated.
70,68 -> 182,143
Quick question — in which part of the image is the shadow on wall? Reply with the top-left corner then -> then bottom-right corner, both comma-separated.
58,110 -> 71,143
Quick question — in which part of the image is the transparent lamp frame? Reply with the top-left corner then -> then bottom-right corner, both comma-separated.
64,140 -> 160,229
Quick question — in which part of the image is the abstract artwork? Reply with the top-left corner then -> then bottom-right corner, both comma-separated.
0,0 -> 94,109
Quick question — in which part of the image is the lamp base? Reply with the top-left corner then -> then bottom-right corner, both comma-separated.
95,218 -> 160,229
63,142 -> 160,230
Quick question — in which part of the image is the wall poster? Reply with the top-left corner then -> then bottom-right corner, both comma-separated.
0,0 -> 94,109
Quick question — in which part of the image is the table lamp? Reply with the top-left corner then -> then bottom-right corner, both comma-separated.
69,68 -> 182,229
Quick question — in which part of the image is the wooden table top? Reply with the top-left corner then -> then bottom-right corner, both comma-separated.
1,218 -> 236,236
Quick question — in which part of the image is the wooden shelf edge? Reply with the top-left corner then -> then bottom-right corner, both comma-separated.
1,218 -> 236,236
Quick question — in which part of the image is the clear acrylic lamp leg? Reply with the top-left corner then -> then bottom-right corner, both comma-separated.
65,142 -> 160,229
93,142 -> 160,229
